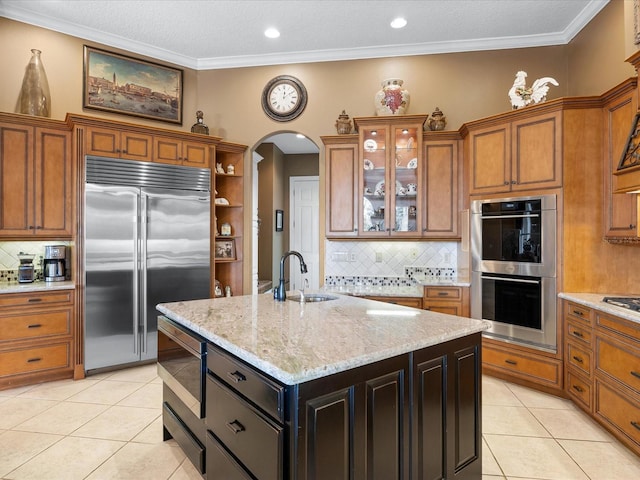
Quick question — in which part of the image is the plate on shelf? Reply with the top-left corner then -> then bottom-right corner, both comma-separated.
407,158 -> 417,169
364,139 -> 377,153
374,180 -> 385,195
364,159 -> 374,170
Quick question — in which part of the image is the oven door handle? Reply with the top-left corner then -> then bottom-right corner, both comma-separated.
481,275 -> 541,285
480,213 -> 539,220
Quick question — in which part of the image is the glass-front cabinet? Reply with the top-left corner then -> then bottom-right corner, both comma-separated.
355,115 -> 427,237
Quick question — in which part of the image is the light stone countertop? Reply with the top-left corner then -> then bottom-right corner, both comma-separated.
559,292 -> 640,325
0,281 -> 75,294
157,292 -> 488,385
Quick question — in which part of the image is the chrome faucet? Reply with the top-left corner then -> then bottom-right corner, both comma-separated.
274,251 -> 308,301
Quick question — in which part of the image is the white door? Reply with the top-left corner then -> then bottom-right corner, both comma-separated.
290,176 -> 319,290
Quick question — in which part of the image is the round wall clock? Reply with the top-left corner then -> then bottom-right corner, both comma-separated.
261,75 -> 308,122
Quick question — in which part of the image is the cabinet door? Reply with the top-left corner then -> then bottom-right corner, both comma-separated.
468,124 -> 510,194
392,125 -> 421,236
423,140 -> 459,237
154,136 -> 182,164
34,127 -> 73,236
120,131 -> 152,161
0,123 -> 34,235
325,142 -> 358,237
604,87 -> 638,239
511,111 -> 562,191
361,125 -> 390,236
182,141 -> 210,168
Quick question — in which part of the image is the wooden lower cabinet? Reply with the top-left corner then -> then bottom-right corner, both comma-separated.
201,334 -> 482,479
423,286 -> 469,316
365,295 -> 423,309
561,299 -> 640,456
0,289 -> 75,390
482,337 -> 563,394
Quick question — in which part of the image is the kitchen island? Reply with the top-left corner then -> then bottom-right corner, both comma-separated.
157,293 -> 488,480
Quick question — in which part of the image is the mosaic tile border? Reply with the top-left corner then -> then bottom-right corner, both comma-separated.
325,267 -> 456,288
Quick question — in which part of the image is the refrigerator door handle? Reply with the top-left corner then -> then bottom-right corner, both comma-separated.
141,193 -> 148,354
132,194 -> 141,356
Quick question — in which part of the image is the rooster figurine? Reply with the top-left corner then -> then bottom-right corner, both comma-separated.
508,71 -> 558,109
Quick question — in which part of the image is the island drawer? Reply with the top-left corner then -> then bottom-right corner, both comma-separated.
207,345 -> 285,422
206,431 -> 253,480
206,374 -> 283,480
0,342 -> 70,377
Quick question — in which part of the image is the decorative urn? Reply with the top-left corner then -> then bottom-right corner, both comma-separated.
374,78 -> 410,115
335,110 -> 352,134
427,107 -> 447,131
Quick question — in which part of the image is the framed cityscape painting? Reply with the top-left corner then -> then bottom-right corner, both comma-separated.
83,45 -> 183,124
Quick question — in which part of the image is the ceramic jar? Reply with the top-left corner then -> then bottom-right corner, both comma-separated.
335,110 -> 352,134
374,78 -> 410,116
16,49 -> 51,117
427,107 -> 447,131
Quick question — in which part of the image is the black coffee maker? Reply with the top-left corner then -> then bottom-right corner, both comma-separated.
44,245 -> 66,282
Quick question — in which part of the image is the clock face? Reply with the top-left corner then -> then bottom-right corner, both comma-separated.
262,75 -> 307,122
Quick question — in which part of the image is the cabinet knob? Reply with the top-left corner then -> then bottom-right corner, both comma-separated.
572,310 -> 584,316
511,180 -> 517,184
572,355 -> 584,364
504,181 -> 509,185
571,330 -> 584,338
572,384 -> 584,393
630,224 -> 636,229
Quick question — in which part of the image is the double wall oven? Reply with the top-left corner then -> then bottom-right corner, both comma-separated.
471,195 -> 557,352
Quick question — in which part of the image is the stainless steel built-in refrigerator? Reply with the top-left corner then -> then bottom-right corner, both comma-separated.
84,157 -> 211,372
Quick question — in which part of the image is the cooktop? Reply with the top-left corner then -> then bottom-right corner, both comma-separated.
603,297 -> 640,312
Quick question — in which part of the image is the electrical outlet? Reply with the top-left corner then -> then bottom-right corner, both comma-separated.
349,253 -> 356,262
375,251 -> 383,262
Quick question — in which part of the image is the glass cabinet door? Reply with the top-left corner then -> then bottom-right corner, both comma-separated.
361,126 -> 389,235
392,126 -> 420,234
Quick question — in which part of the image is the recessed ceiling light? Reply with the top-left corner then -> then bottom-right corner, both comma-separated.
264,28 -> 280,39
390,17 -> 407,29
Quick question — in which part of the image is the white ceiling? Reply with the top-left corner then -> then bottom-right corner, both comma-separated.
0,0 -> 610,154
1,0 -> 608,70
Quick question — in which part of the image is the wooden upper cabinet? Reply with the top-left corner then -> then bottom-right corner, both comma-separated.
154,136 -> 210,168
322,136 -> 359,237
85,126 -> 152,161
602,79 -> 638,241
468,110 -> 562,195
0,121 -> 72,237
423,138 -> 460,238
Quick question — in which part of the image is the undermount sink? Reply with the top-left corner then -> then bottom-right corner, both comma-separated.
287,294 -> 338,303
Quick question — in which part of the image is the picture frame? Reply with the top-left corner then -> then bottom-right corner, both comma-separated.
215,239 -> 236,260
275,209 -> 284,232
83,45 -> 183,124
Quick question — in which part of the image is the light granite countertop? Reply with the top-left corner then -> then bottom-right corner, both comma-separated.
157,293 -> 488,385
559,292 -> 640,325
0,280 -> 75,294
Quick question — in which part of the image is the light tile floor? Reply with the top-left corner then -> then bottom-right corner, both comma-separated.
0,364 -> 639,479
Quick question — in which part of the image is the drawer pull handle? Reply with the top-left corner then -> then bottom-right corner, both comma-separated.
227,371 -> 247,383
630,371 -> 640,380
572,310 -> 584,316
28,324 -> 42,329
437,292 -> 449,296
226,420 -> 245,434
505,359 -> 517,366
572,356 -> 584,364
572,385 -> 584,393
571,331 -> 584,338
631,421 -> 640,432
27,357 -> 42,363
28,298 -> 43,303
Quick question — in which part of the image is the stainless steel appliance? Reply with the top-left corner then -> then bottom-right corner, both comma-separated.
18,252 -> 35,283
84,156 -> 211,372
471,194 -> 557,351
44,245 -> 66,282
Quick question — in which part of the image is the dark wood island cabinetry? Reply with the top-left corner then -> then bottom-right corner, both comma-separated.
157,293 -> 486,479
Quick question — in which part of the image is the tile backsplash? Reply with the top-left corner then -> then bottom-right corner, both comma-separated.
0,241 -> 72,282
325,240 -> 458,278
